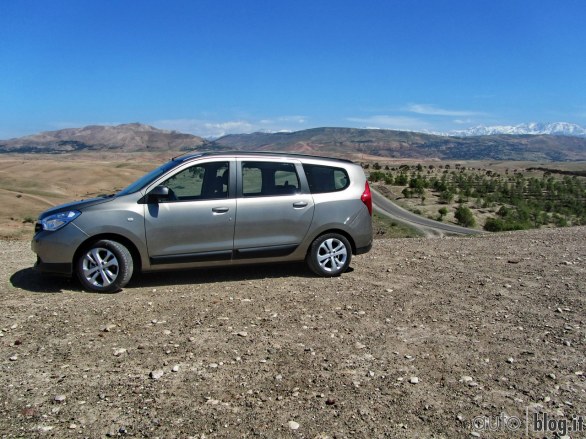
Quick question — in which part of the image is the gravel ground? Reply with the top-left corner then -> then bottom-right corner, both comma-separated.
1,227 -> 585,438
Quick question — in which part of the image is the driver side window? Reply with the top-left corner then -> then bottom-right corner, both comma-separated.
163,161 -> 229,201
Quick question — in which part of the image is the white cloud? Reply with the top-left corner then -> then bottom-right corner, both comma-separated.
153,116 -> 308,138
405,103 -> 484,117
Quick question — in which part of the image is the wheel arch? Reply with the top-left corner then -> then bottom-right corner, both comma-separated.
73,233 -> 143,274
306,228 -> 357,256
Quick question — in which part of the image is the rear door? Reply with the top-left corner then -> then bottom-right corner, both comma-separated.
144,159 -> 236,264
233,159 -> 315,259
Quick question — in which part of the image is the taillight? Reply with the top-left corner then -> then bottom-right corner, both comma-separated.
361,181 -> 372,216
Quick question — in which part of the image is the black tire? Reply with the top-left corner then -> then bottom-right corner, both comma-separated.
76,240 -> 133,293
306,233 -> 352,277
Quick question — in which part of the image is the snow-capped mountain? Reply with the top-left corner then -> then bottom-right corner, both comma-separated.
446,122 -> 586,138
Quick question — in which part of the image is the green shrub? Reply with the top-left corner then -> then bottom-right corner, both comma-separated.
455,206 -> 476,227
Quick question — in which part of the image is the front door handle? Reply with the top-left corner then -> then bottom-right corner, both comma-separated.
292,201 -> 308,208
212,207 -> 230,214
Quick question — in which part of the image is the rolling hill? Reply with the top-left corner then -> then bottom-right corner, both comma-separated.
0,123 -> 206,153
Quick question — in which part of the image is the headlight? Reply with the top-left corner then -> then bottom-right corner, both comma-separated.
40,210 -> 81,231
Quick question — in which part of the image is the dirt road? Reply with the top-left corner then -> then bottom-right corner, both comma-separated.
1,228 -> 585,438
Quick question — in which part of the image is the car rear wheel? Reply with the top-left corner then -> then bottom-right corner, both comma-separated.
76,240 -> 133,293
306,233 -> 352,277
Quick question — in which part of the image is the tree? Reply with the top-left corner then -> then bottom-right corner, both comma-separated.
437,207 -> 448,221
395,173 -> 408,185
439,190 -> 454,204
455,206 -> 476,227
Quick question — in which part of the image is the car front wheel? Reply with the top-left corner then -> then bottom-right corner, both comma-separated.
306,233 -> 352,277
76,240 -> 133,293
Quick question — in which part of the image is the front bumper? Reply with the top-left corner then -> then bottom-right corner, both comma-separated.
34,256 -> 72,276
31,223 -> 87,276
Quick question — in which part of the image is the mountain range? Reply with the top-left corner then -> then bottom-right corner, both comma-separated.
1,123 -> 586,161
443,122 -> 586,138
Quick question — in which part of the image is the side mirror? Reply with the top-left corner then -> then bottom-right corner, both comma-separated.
147,185 -> 170,203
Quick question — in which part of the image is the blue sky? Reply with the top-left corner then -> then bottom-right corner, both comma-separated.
1,0 -> 585,138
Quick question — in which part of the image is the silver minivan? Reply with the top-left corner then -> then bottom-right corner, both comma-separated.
32,152 -> 373,292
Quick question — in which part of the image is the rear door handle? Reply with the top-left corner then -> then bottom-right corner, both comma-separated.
292,201 -> 308,208
212,207 -> 229,214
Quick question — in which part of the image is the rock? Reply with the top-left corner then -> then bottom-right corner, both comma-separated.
68,424 -> 77,429
288,420 -> 300,430
102,324 -> 116,332
355,342 -> 366,349
326,398 -> 336,405
9,354 -> 17,361
150,369 -> 164,380
507,357 -> 514,363
409,376 -> 419,384
236,331 -> 248,337
548,373 -> 556,380
172,365 -> 179,372
113,348 -> 127,357
54,394 -> 66,403
163,329 -> 172,335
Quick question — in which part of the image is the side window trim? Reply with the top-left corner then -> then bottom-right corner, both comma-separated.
145,159 -> 236,201
237,159 -> 305,198
303,164 -> 350,194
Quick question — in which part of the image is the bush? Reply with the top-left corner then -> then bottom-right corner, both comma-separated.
439,190 -> 454,204
455,206 -> 476,227
395,173 -> 408,185
483,217 -> 530,232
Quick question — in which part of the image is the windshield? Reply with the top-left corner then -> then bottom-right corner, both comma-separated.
117,160 -> 180,196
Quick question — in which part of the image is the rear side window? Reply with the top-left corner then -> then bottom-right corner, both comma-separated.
303,164 -> 350,193
242,162 -> 300,196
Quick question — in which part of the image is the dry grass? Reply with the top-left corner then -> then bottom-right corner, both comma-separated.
0,153 -> 168,239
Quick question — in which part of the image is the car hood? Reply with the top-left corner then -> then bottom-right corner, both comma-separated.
39,196 -> 115,220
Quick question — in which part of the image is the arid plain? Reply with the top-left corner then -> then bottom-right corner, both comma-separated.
0,153 -> 585,438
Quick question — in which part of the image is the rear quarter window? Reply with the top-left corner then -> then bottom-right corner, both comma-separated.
303,164 -> 350,193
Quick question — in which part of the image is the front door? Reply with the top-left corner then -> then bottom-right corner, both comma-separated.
144,159 -> 236,264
